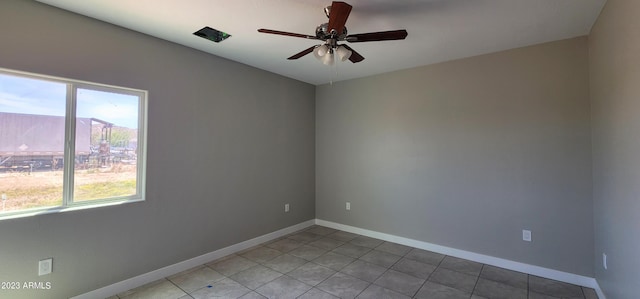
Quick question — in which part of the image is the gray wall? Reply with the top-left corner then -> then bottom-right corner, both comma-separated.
590,0 -> 640,298
0,1 -> 315,298
7,0 -> 638,297
316,37 -> 594,276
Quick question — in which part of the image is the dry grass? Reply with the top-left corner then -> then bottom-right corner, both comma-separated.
0,165 -> 137,212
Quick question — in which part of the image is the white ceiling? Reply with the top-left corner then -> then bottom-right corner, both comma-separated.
36,0 -> 606,85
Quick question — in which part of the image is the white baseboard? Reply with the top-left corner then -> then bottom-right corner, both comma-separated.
73,219 -> 607,299
315,219 -> 606,299
71,220 -> 315,299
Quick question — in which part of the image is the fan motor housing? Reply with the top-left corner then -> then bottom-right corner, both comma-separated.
316,23 -> 348,40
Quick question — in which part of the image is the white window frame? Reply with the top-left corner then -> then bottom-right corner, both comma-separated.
0,68 -> 148,220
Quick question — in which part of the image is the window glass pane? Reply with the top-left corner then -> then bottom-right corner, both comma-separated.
73,88 -> 139,202
0,73 -> 66,212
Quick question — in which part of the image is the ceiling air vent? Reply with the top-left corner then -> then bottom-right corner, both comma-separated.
193,26 -> 231,43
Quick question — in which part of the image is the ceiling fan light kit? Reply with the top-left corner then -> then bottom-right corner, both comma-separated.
312,44 -> 350,66
258,1 -> 407,66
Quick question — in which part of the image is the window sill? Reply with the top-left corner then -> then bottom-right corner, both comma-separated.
0,198 -> 144,221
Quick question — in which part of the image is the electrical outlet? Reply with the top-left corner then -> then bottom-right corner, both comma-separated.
522,230 -> 532,242
38,258 -> 52,276
346,202 -> 351,210
284,204 -> 289,212
603,253 -> 607,270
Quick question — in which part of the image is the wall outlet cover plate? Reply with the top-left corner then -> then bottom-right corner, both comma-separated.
522,230 -> 532,242
38,258 -> 52,276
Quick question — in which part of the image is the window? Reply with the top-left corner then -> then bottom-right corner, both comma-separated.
0,68 -> 147,220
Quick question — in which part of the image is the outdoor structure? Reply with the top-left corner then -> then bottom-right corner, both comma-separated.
0,112 -> 117,171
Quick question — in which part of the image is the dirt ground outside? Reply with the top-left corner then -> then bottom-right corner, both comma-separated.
0,164 -> 137,212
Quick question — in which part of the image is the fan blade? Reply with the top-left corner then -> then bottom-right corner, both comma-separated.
327,1 -> 352,36
287,46 -> 317,60
341,45 -> 364,63
346,30 -> 408,43
258,29 -> 318,40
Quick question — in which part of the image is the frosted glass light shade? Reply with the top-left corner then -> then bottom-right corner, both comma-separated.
336,45 -> 352,61
314,44 -> 329,59
322,51 -> 335,65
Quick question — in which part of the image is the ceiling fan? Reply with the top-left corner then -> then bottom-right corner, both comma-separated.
258,1 -> 408,65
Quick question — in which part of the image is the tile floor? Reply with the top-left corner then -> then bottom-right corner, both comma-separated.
110,225 -> 599,299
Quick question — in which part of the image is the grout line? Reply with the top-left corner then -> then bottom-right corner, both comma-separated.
470,264 -> 484,297
165,277 -> 188,297
417,252 -> 445,298
527,274 -> 530,299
